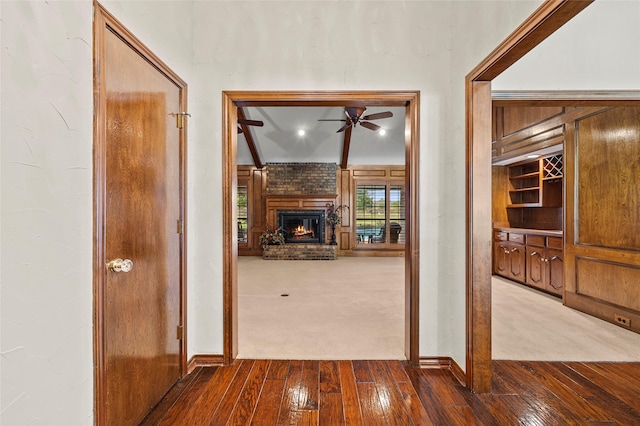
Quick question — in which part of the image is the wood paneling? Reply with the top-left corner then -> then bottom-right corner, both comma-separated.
492,166 -> 509,225
501,106 -> 564,136
243,165 -> 405,256
575,258 -> 640,312
142,359 -> 640,425
238,166 -> 266,256
566,106 -> 640,334
576,107 -> 640,251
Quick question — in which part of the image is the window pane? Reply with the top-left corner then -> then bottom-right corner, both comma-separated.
237,185 -> 248,243
390,185 -> 405,244
356,185 -> 386,244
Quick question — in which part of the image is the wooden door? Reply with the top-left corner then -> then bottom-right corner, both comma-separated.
508,243 -> 525,283
95,7 -> 186,426
546,249 -> 563,296
493,241 -> 509,276
526,247 -> 545,289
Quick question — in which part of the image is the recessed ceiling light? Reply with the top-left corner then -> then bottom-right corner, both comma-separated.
298,129 -> 305,136
379,129 -> 386,136
527,154 -> 540,159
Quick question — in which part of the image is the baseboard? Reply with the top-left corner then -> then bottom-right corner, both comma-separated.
419,356 -> 466,386
187,354 -> 224,373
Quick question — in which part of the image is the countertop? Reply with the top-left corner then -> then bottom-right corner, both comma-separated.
493,226 -> 563,237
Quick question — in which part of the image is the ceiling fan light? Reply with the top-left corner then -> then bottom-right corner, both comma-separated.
379,129 -> 386,136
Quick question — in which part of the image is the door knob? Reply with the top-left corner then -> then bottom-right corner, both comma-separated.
107,258 -> 133,273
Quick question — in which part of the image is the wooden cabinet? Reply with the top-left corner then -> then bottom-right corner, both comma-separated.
507,155 -> 563,208
525,236 -> 564,296
494,229 -> 563,297
493,232 -> 525,284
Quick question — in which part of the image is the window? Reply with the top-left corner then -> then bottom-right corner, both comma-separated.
355,183 -> 405,246
237,185 -> 248,243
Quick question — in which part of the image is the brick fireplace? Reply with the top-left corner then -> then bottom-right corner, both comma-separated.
263,162 -> 338,259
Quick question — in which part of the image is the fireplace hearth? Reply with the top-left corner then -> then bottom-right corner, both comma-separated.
278,210 -> 325,244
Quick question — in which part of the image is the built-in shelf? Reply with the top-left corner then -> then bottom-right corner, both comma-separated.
507,154 -> 562,208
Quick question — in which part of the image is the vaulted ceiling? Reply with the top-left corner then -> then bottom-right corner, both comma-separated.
236,106 -> 406,167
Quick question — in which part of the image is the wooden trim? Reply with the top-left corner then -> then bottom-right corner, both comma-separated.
467,1 -> 594,82
222,93 -> 239,364
405,96 -> 420,365
223,91 -> 420,366
465,0 -> 593,393
187,354 -> 225,373
419,357 -> 466,385
493,90 -> 640,106
93,2 -> 188,424
466,80 -> 493,393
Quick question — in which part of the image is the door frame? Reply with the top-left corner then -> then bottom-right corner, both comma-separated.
93,4 -> 188,424
222,91 -> 420,365
465,0 -> 595,392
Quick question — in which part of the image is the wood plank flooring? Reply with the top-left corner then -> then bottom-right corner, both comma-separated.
141,360 -> 640,425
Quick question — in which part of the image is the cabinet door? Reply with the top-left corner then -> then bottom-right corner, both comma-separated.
546,249 -> 564,296
508,243 -> 526,283
526,246 -> 546,289
494,242 -> 509,277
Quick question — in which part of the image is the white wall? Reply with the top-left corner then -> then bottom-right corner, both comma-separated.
188,0 -> 543,363
1,1 -> 543,424
494,0 -> 640,90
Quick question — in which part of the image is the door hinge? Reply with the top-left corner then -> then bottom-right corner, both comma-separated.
177,325 -> 184,340
177,219 -> 184,234
173,112 -> 191,129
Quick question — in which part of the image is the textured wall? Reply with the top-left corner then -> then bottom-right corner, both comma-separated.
13,0 -> 640,424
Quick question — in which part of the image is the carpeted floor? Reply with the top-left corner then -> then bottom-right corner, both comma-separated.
237,256 -> 405,360
237,257 -> 640,361
492,276 -> 640,361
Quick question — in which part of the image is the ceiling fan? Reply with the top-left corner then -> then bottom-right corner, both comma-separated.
318,106 -> 393,133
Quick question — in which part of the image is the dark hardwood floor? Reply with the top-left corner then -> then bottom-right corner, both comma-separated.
141,359 -> 640,425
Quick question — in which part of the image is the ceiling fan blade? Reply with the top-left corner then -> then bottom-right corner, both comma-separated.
362,111 -> 393,121
360,121 -> 381,131
317,119 -> 347,122
345,106 -> 366,119
238,119 -> 264,127
336,122 -> 352,133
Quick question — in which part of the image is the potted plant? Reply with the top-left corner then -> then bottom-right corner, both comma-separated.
259,225 -> 285,249
325,204 -> 348,245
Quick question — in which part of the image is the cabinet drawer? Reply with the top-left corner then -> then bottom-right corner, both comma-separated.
494,231 -> 508,241
547,236 -> 563,249
508,233 -> 525,243
526,235 -> 545,247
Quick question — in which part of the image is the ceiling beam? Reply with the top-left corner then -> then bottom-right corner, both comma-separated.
237,107 -> 263,169
340,124 -> 352,169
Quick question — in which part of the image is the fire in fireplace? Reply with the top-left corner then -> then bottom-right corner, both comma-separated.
278,210 -> 325,244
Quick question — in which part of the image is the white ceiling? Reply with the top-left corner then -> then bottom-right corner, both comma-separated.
237,106 -> 406,166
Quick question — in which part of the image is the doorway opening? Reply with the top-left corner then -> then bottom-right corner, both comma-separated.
222,91 -> 420,365
466,1 -> 640,391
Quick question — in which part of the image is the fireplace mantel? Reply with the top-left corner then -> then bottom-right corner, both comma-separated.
265,194 -> 338,244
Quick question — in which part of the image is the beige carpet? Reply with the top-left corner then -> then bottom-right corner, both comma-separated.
492,276 -> 640,361
237,256 -> 405,360
238,257 -> 640,361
